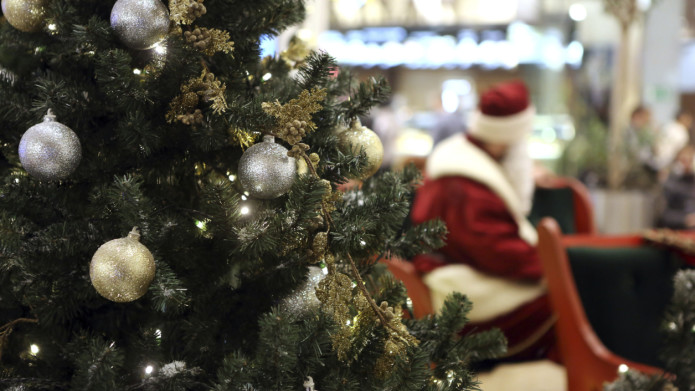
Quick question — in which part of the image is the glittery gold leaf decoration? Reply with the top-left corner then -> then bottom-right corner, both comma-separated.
315,271 -> 354,328
227,126 -> 257,149
262,88 -> 327,145
184,27 -> 234,56
167,68 -> 227,124
373,301 -> 418,378
169,0 -> 206,25
311,232 -> 328,263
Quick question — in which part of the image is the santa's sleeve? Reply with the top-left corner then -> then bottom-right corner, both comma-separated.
446,180 -> 543,280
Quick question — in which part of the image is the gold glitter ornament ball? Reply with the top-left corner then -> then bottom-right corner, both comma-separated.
18,110 -> 81,181
1,0 -> 46,32
110,0 -> 170,50
90,228 -> 156,303
337,119 -> 384,180
238,135 -> 296,199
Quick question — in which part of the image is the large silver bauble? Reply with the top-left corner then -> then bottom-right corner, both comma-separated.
1,0 -> 46,32
279,266 -> 326,315
90,228 -> 156,303
110,0 -> 170,50
18,110 -> 81,181
238,135 -> 296,199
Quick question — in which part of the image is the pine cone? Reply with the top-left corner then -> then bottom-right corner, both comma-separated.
187,0 -> 206,19
178,109 -> 204,125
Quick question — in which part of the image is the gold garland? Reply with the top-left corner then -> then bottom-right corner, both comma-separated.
166,67 -> 228,124
262,88 -> 327,145
169,0 -> 206,25
643,229 -> 695,254
183,27 -> 234,57
170,0 -> 235,57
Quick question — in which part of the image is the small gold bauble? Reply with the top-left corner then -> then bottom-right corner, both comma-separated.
1,0 -> 46,32
337,119 -> 384,180
90,227 -> 156,303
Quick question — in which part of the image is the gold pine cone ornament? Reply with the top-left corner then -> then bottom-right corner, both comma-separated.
90,227 -> 156,302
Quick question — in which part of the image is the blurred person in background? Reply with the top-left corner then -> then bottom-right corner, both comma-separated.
656,145 -> 695,230
653,110 -> 693,178
411,80 -> 555,362
624,105 -> 659,188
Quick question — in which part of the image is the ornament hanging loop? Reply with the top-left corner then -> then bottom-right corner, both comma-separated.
263,134 -> 275,143
127,227 -> 141,241
44,109 -> 56,122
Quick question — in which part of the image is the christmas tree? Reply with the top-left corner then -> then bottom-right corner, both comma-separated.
0,1 -> 506,389
605,269 -> 695,391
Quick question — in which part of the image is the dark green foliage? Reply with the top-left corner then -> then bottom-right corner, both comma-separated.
603,370 -> 668,391
603,270 -> 695,390
0,1 -> 504,390
660,270 -> 695,390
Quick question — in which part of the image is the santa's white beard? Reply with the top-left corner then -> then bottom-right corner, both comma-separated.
501,141 -> 535,215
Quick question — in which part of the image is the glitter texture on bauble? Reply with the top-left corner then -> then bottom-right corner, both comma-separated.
337,118 -> 384,180
279,266 -> 326,315
110,0 -> 170,50
1,0 -> 46,32
18,110 -> 81,181
238,135 -> 296,199
90,227 -> 156,303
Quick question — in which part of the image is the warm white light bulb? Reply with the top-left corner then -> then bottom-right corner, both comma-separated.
29,344 -> 39,355
618,364 -> 629,373
153,43 -> 167,55
133,68 -> 142,75
240,206 -> 250,215
47,24 -> 57,31
262,73 -> 272,81
569,4 -> 587,21
145,365 -> 154,375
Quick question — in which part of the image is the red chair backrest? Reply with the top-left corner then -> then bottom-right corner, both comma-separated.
537,218 -> 664,391
382,257 -> 434,318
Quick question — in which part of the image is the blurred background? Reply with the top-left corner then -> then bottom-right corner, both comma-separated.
263,0 -> 695,233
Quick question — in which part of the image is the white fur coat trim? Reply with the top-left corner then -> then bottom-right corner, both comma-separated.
424,264 -> 546,322
425,135 -> 538,245
469,105 -> 535,144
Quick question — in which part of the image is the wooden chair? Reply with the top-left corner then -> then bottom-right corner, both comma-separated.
537,218 -> 668,391
529,176 -> 597,235
383,257 -> 434,318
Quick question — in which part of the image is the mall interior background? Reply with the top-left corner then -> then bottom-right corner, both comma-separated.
259,0 -> 695,233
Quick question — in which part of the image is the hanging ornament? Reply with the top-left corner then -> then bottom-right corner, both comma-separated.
1,0 -> 46,32
238,135 -> 296,199
90,227 -> 156,303
18,110 -> 81,181
337,118 -> 384,180
110,0 -> 170,50
279,266 -> 326,316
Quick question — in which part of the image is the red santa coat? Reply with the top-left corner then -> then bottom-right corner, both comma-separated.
411,134 -> 556,361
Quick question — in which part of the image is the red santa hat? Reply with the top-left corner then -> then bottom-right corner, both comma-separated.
469,80 -> 536,144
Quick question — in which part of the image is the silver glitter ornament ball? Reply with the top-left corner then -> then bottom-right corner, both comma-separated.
279,266 -> 326,315
238,135 -> 296,199
90,227 -> 156,303
18,110 -> 81,181
110,0 -> 170,50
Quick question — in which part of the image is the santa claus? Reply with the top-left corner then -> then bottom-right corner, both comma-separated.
411,80 -> 556,361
